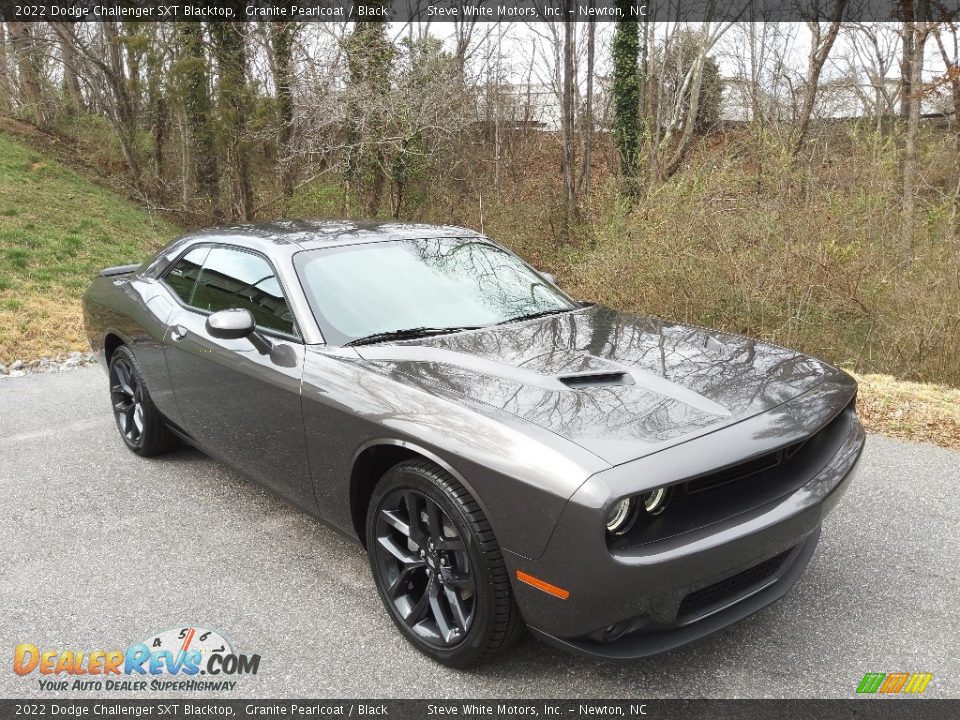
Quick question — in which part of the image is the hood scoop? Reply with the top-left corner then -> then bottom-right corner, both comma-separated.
559,371 -> 634,389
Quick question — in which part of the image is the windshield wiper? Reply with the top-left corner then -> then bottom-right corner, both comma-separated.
495,308 -> 573,326
345,326 -> 482,347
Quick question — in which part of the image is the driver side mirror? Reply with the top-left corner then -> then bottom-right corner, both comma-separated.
206,308 -> 255,340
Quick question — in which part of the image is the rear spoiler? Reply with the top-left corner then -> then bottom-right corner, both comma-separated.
98,263 -> 140,278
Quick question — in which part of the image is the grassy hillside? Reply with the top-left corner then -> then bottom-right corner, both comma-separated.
0,132 -> 179,363
1,127 -> 958,452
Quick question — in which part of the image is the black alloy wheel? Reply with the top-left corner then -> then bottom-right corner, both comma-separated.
110,355 -> 144,446
366,460 -> 523,666
107,345 -> 176,456
374,487 -> 476,647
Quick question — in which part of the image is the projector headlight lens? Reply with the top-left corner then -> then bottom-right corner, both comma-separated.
607,488 -> 671,536
606,498 -> 637,535
642,487 -> 668,515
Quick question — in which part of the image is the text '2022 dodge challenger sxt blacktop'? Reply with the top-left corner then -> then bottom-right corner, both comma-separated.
83,220 -> 864,667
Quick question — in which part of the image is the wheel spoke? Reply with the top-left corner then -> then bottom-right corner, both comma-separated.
405,580 -> 432,624
443,586 -> 470,632
425,501 -> 444,541
403,492 -> 427,546
428,581 -> 454,642
386,563 -> 422,599
132,404 -> 144,434
381,509 -> 411,538
377,535 -> 420,565
114,362 -> 134,396
114,399 -> 133,414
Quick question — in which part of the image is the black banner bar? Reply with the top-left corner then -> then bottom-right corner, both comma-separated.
0,700 -> 958,720
0,0 -> 953,24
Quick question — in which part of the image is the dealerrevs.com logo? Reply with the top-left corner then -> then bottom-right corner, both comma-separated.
14,626 -> 260,692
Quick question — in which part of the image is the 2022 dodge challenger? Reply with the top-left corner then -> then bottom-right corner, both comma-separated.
83,220 -> 865,667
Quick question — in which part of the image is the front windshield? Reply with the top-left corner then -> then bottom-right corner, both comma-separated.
295,237 -> 576,345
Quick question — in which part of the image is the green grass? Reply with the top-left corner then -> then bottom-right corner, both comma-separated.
0,132 -> 180,362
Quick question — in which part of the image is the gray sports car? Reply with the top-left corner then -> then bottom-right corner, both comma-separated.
83,220 -> 864,666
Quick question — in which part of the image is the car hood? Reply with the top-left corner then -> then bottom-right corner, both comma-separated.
354,305 -> 837,466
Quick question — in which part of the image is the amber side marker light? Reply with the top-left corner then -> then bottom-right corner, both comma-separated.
516,570 -> 570,600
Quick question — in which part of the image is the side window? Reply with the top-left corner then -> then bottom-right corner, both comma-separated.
192,247 -> 296,336
164,246 -> 209,306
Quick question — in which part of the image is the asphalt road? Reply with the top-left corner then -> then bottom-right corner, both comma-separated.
0,365 -> 957,699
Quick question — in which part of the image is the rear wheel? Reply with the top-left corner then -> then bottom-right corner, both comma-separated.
108,345 -> 176,456
366,460 -> 523,667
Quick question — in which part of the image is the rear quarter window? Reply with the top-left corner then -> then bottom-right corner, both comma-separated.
163,246 -> 210,305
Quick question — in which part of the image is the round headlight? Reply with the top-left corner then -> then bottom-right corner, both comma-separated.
641,487 -> 668,515
606,498 -> 638,535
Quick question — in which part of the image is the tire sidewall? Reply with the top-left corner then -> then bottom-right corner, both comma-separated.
366,464 -> 498,667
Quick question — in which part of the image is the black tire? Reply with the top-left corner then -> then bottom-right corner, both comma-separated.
108,345 -> 176,456
366,460 -> 523,667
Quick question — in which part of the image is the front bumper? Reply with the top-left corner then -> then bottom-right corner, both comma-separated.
505,386 -> 865,659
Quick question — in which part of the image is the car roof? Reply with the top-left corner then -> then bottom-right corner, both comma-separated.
174,219 -> 485,253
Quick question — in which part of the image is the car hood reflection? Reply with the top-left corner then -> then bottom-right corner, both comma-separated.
355,305 -> 834,465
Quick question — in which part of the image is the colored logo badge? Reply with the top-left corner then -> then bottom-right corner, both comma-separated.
856,673 -> 933,695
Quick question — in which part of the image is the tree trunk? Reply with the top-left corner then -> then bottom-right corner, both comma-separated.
579,15 -> 595,205
8,22 -> 43,123
175,24 -> 220,219
54,22 -> 84,110
270,22 -> 296,198
0,23 -> 13,114
561,16 -> 577,238
901,19 -> 929,249
101,22 -> 143,184
145,28 -> 168,191
345,14 -> 391,215
612,9 -> 643,195
899,2 -> 915,119
212,23 -> 254,221
933,26 -> 960,224
791,5 -> 847,156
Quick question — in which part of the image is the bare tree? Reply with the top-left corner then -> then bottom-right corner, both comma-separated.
899,0 -> 916,119
933,20 -> 960,221
791,0 -> 848,155
51,23 -> 142,181
7,22 -> 44,123
0,23 -> 14,114
651,22 -> 734,181
173,23 -> 220,217
840,23 -> 901,127
211,23 -> 254,221
53,21 -> 84,110
561,15 -> 576,234
579,15 -> 596,205
269,21 -> 298,198
901,10 -> 934,248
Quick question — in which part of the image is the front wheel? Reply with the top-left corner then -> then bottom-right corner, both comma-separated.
366,460 -> 523,667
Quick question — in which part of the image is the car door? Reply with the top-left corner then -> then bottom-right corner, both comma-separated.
159,244 -> 316,513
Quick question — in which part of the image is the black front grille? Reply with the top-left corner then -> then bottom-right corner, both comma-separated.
678,548 -> 793,621
607,399 -> 856,551
683,440 -> 806,496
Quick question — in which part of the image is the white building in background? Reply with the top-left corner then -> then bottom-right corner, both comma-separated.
720,75 -> 951,123
474,81 -> 612,133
